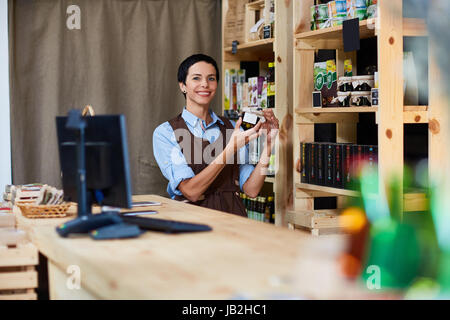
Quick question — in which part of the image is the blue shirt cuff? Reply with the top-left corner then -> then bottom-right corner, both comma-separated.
169,166 -> 195,197
239,164 -> 255,192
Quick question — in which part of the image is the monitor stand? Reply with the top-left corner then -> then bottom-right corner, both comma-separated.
55,110 -> 123,237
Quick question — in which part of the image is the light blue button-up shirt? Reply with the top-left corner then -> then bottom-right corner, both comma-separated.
153,108 -> 255,199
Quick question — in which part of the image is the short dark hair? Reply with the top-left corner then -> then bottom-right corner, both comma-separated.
177,54 -> 220,85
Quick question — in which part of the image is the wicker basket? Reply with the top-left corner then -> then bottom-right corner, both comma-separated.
17,203 -> 72,219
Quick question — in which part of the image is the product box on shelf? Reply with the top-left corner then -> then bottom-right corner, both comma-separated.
325,143 -> 335,187
224,69 -> 235,110
300,142 -> 310,184
317,143 -> 325,186
314,60 -> 338,107
308,143 -> 317,184
248,77 -> 258,107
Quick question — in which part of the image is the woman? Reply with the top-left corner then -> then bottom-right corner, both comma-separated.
153,54 -> 279,216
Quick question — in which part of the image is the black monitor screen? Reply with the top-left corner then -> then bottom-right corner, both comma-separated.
56,115 -> 132,209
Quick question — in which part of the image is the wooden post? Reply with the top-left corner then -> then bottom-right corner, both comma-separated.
377,0 -> 404,215
428,40 -> 450,228
274,0 -> 293,226
292,47 -> 315,228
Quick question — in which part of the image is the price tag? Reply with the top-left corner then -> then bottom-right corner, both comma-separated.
232,40 -> 239,54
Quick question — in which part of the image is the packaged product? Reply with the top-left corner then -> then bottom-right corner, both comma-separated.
256,76 -> 266,108
332,17 -> 345,27
317,4 -> 329,20
347,0 -> 367,8
314,60 -> 338,107
338,76 -> 353,92
224,69 -> 235,110
310,5 -> 318,21
346,0 -> 367,20
328,0 -> 347,18
366,4 -> 377,18
352,75 -> 375,91
331,91 -> 351,107
260,80 -> 268,109
351,91 -> 371,106
344,59 -> 353,76
248,77 -> 259,107
242,83 -> 249,108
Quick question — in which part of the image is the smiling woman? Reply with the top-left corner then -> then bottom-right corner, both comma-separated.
152,54 -> 279,216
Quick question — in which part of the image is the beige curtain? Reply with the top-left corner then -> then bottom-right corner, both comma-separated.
9,0 -> 222,196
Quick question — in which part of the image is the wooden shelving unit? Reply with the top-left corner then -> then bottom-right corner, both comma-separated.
222,0 -> 293,225
289,0 -> 436,235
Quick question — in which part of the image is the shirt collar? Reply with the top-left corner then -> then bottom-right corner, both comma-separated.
181,108 -> 224,128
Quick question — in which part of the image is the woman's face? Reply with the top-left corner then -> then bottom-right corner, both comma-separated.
180,61 -> 217,108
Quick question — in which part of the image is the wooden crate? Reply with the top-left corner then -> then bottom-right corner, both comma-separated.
287,209 -> 347,236
244,0 -> 266,43
224,0 -> 252,47
0,231 -> 39,300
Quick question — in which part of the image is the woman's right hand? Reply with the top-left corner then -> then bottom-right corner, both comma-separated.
225,117 -> 262,155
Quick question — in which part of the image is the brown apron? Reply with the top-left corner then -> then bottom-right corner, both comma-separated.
168,113 -> 247,217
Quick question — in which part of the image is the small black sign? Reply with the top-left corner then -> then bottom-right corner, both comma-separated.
312,91 -> 322,108
263,25 -> 271,39
231,40 -> 239,54
343,18 -> 360,52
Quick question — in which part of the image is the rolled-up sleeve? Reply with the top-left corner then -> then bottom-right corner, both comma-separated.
153,122 -> 195,198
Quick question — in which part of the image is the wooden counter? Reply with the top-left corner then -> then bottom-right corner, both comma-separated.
15,195 -> 326,300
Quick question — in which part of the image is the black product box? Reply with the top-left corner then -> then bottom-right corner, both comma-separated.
300,142 -> 310,183
334,143 -> 344,189
316,143 -> 325,186
309,143 -> 317,184
352,144 -> 364,172
365,145 -> 378,171
342,144 -> 353,189
325,143 -> 335,187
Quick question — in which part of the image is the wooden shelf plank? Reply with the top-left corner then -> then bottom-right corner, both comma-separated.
247,0 -> 265,9
296,183 -> 360,197
404,105 -> 428,112
295,19 -> 376,41
403,109 -> 428,123
296,107 -> 377,114
295,183 -> 428,212
294,18 -> 426,44
296,112 -> 359,124
286,209 -> 346,235
403,18 -> 428,37
295,106 -> 428,124
224,38 -> 274,62
265,177 -> 275,184
225,38 -> 274,51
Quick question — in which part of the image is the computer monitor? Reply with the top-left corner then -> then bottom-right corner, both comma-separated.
56,114 -> 132,210
55,111 -> 133,237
